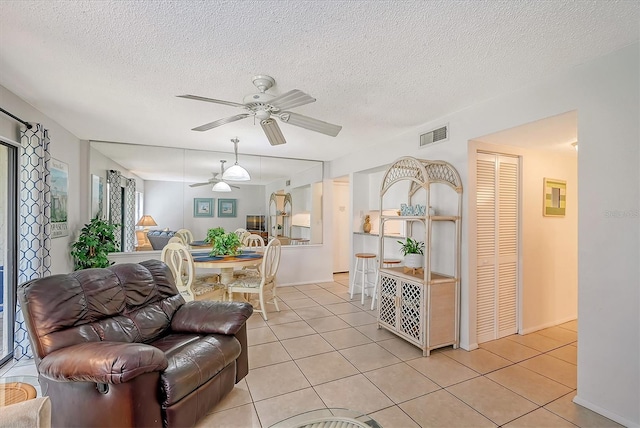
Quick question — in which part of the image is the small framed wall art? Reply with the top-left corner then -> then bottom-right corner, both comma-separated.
194,198 -> 214,217
218,198 -> 237,218
543,178 -> 566,217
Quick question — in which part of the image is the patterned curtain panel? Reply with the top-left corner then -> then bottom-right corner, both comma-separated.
107,169 -> 122,250
15,123 -> 52,360
123,178 -> 136,252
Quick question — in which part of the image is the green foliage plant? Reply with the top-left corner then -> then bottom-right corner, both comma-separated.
205,227 -> 226,244
397,237 -> 425,256
71,216 -> 118,270
210,232 -> 242,257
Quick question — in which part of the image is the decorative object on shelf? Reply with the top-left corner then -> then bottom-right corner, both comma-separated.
218,198 -> 237,217
400,204 -> 429,216
543,177 -> 566,217
363,215 -> 372,233
193,198 -> 214,217
398,237 -> 424,268
209,232 -> 242,257
70,217 -> 118,270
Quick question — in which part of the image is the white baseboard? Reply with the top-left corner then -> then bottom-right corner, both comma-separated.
279,277 -> 334,287
520,315 -> 577,335
573,395 -> 639,428
462,342 -> 478,351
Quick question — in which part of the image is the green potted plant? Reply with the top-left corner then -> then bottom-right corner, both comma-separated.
71,216 -> 118,270
210,232 -> 242,257
205,227 -> 226,244
397,237 -> 425,268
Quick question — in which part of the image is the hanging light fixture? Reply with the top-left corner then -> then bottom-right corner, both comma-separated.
222,137 -> 251,181
212,181 -> 232,192
212,160 -> 232,192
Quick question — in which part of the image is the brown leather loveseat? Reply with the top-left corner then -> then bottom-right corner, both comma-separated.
18,260 -> 253,427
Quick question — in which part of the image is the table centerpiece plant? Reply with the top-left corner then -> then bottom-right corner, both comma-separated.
204,227 -> 226,244
209,232 -> 242,257
397,237 -> 425,269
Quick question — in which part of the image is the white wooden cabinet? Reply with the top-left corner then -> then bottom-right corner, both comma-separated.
376,157 -> 462,356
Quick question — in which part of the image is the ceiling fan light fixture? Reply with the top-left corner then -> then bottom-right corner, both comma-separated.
212,181 -> 232,192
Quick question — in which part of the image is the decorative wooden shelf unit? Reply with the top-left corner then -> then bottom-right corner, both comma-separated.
377,157 -> 463,356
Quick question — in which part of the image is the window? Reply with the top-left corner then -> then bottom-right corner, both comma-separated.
0,137 -> 19,365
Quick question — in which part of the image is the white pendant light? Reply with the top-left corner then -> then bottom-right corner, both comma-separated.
212,181 -> 232,192
212,160 -> 232,192
222,138 -> 251,181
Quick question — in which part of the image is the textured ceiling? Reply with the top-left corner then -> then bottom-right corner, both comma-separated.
0,1 -> 638,162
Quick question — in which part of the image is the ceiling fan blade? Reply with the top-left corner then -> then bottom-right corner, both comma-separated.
177,94 -> 245,108
230,184 -> 241,189
192,113 -> 250,132
267,89 -> 316,111
279,111 -> 342,137
261,119 -> 287,146
189,182 -> 212,188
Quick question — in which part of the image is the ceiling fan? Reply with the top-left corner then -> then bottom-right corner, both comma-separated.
177,75 -> 342,146
189,160 -> 240,191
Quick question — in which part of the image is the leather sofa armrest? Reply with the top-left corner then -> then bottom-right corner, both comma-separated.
171,301 -> 253,335
38,342 -> 168,384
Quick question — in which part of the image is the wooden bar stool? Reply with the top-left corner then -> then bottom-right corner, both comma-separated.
350,253 -> 378,307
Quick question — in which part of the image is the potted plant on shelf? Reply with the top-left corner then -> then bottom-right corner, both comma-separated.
71,216 -> 118,270
397,237 -> 425,269
210,232 -> 242,257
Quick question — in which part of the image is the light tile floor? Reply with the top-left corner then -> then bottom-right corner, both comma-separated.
0,273 -> 622,427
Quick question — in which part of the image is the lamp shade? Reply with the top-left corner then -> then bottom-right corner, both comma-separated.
212,181 -> 232,192
136,215 -> 157,227
222,164 -> 251,181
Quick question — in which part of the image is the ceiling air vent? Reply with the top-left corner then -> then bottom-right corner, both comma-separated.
420,125 -> 448,147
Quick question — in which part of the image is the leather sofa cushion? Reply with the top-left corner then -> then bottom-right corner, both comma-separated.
152,333 -> 241,406
20,261 -> 182,359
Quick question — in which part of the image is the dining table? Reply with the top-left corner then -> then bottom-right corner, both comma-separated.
191,252 -> 263,286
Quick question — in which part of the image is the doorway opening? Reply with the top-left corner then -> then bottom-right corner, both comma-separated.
469,110 -> 578,345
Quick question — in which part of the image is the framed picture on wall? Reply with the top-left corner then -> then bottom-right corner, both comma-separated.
194,198 -> 214,217
218,199 -> 237,218
543,178 -> 566,217
51,158 -> 69,238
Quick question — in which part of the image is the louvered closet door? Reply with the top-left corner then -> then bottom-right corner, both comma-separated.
476,152 -> 519,343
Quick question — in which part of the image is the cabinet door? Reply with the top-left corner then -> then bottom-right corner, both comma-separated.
378,274 -> 398,329
398,280 -> 423,342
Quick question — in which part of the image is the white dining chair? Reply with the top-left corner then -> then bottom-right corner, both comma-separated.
227,238 -> 281,320
160,242 -> 225,302
244,234 -> 265,249
176,229 -> 194,245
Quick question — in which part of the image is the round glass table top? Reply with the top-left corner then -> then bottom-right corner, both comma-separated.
269,408 -> 381,428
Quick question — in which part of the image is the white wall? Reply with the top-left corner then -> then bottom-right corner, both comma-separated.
0,84 -> 82,274
329,43 -> 639,426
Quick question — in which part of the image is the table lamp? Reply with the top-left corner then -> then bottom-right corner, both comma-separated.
136,215 -> 157,248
